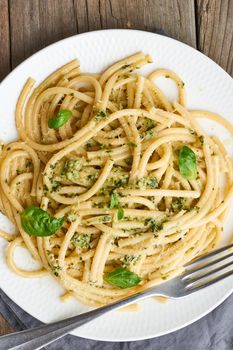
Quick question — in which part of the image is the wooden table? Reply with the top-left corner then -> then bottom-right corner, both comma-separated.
0,0 -> 232,336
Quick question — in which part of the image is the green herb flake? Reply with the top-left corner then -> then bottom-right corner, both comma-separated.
87,174 -> 97,182
104,267 -> 141,289
67,212 -> 78,222
161,275 -> 168,280
179,81 -> 185,88
187,206 -> 200,213
58,96 -> 65,104
117,207 -> 124,220
145,218 -> 163,233
26,160 -> 33,168
95,110 -> 108,121
125,158 -> 133,166
109,192 -> 124,220
110,193 -> 119,209
101,215 -> 112,223
99,144 -> 108,150
141,129 -> 154,140
147,177 -> 158,188
114,176 -> 129,188
144,118 -> 156,128
51,180 -> 61,192
127,142 -> 137,148
199,135 -> 204,145
62,159 -> 84,181
71,233 -> 91,249
188,128 -> 197,136
137,177 -> 158,189
121,255 -> 141,267
53,265 -> 62,277
171,197 -> 186,212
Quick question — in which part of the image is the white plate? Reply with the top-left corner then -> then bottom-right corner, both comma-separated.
0,29 -> 233,342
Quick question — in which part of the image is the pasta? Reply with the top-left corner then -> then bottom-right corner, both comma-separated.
0,52 -> 233,307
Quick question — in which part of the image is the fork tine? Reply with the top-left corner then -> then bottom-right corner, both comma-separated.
185,243 -> 233,269
182,259 -> 233,284
184,268 -> 233,292
182,251 -> 233,279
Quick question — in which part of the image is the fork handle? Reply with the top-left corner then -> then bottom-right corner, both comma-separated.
0,287 -> 156,350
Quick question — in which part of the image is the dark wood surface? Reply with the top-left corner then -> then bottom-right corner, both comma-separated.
0,0 -> 232,335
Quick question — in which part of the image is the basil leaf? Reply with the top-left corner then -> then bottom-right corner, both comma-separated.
21,206 -> 64,237
117,207 -> 124,220
48,109 -> 72,129
104,268 -> 141,288
179,146 -> 197,180
110,193 -> 118,209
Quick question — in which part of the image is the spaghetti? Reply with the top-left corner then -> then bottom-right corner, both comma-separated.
0,52 -> 233,306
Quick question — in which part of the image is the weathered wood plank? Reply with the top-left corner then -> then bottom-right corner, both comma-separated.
0,314 -> 14,335
196,0 -> 233,76
0,0 -> 11,80
73,0 -> 197,48
9,0 -> 77,68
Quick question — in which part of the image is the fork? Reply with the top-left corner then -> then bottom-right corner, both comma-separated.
2,243 -> 233,350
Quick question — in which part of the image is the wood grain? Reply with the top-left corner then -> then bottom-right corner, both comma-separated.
9,0 -> 77,68
0,314 -> 14,335
0,0 -> 11,80
73,0 -> 197,47
196,0 -> 233,76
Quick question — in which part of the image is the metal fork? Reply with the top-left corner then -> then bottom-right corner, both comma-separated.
2,243 -> 233,350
